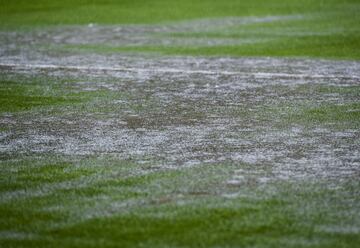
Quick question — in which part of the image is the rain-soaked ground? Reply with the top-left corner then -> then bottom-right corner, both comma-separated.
1,50 -> 359,181
0,18 -> 360,246
0,15 -> 303,49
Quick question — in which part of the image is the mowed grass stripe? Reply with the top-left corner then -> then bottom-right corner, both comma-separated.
0,158 -> 153,203
1,1 -> 359,59
0,158 -> 237,230
1,178 -> 359,247
0,0 -> 354,26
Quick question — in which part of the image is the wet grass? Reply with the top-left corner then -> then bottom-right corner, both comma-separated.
1,2 -> 360,244
67,33 -> 360,60
0,77 -> 129,113
47,194 -> 359,248
0,161 -> 94,192
285,86 -> 360,129
0,72 -> 359,247
301,103 -> 360,127
0,0 -> 353,27
278,102 -> 360,131
1,156 -> 359,248
0,80 -> 79,113
1,0 -> 360,59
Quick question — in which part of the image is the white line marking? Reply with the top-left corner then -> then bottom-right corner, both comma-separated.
0,63 -> 359,79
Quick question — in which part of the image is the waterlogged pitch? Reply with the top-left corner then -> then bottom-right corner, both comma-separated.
1,0 -> 360,247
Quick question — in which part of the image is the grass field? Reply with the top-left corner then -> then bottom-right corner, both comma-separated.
1,1 -> 360,247
1,0 -> 360,59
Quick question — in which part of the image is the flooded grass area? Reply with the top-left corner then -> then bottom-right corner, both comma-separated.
1,0 -> 360,247
0,54 -> 359,247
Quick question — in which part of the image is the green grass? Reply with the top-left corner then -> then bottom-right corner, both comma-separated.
1,156 -> 359,248
0,77 -> 129,113
222,84 -> 360,130
1,0 -> 360,59
63,34 -> 360,60
0,77 -> 359,247
1,2 -> 360,247
0,79 -> 81,112
0,0 -> 354,27
302,103 -> 360,125
276,101 -> 360,130
285,86 -> 360,129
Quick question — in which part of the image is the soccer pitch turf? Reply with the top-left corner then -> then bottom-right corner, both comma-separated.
0,1 -> 360,247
